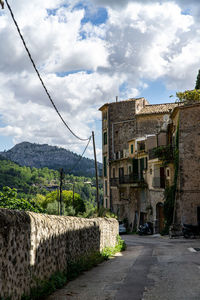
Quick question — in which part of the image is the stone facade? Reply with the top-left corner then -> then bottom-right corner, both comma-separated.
0,209 -> 118,300
99,98 -> 177,232
172,104 -> 200,225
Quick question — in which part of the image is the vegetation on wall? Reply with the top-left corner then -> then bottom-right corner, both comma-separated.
21,235 -> 125,300
163,119 -> 179,232
153,145 -> 174,165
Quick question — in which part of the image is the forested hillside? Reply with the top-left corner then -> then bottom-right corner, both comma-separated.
0,155 -> 103,212
0,142 -> 102,177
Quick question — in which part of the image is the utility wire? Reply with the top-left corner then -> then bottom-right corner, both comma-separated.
66,135 -> 92,174
5,0 -> 90,142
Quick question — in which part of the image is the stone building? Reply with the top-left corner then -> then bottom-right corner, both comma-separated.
171,103 -> 200,226
99,98 -> 178,232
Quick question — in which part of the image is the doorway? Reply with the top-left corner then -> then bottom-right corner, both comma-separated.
156,202 -> 164,233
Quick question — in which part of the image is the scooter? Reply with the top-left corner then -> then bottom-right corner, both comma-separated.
138,222 -> 153,235
182,224 -> 200,238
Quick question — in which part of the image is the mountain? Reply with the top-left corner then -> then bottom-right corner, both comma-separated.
0,142 -> 102,177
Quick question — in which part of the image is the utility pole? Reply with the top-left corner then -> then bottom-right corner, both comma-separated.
59,168 -> 64,215
92,131 -> 99,211
0,0 -> 4,9
57,187 -> 60,215
72,183 -> 75,208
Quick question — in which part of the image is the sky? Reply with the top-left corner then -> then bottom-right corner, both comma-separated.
0,0 -> 200,162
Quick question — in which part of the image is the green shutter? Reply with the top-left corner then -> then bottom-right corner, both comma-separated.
131,144 -> 133,154
103,132 -> 107,145
104,156 -> 107,177
140,158 -> 144,179
132,158 -> 138,179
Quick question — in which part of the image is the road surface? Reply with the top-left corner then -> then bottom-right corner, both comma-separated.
47,234 -> 200,300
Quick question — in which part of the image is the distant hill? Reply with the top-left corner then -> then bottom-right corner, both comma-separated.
0,142 -> 102,177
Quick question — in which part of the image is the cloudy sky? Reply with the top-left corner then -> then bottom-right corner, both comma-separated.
0,0 -> 200,161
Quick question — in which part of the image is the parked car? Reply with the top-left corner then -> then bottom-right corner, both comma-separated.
119,222 -> 127,234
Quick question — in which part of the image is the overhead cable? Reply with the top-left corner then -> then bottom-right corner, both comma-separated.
5,0 -> 90,142
66,135 -> 92,174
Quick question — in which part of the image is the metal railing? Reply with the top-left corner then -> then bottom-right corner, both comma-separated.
110,174 -> 142,186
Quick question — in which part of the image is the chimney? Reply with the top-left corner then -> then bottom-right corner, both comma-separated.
116,96 -> 118,102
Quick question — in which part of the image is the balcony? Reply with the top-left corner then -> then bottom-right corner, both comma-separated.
110,174 -> 143,187
148,146 -> 174,161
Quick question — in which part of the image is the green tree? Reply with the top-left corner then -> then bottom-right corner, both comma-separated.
176,89 -> 200,104
0,187 -> 44,213
41,190 -> 85,215
195,69 -> 200,89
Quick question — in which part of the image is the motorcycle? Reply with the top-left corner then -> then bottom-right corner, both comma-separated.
138,222 -> 153,235
182,224 -> 200,238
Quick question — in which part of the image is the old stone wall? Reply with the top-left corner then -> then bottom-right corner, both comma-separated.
0,209 -> 118,300
108,100 -> 138,160
176,104 -> 200,224
136,114 -> 166,137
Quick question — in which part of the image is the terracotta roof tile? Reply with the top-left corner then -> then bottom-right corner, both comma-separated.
137,103 -> 179,115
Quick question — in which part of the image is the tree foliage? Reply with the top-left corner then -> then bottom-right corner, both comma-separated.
34,190 -> 85,216
195,69 -> 200,89
176,89 -> 200,104
0,156 -> 103,216
0,187 -> 44,213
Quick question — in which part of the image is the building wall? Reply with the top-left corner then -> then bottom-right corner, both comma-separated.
175,105 -> 200,224
108,101 -> 136,160
0,209 -> 118,300
136,114 -> 167,137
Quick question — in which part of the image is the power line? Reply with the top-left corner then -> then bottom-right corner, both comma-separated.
66,135 -> 92,174
5,0 -> 90,142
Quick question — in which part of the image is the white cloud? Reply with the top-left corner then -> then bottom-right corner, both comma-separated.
1,0 -> 200,161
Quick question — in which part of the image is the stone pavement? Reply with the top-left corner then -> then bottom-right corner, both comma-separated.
46,235 -> 200,300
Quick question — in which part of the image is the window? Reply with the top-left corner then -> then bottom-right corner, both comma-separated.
103,111 -> 107,120
138,141 -> 145,151
104,156 -> 107,177
166,169 -> 170,177
131,144 -> 134,154
119,167 -> 124,178
116,152 -> 119,160
144,157 -> 148,170
129,166 -> 132,174
105,198 -> 108,208
105,180 -> 108,196
120,150 -> 123,158
103,131 -> 107,145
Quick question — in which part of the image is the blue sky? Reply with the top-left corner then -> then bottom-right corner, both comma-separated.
0,0 -> 200,160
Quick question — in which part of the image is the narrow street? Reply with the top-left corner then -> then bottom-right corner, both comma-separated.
47,235 -> 200,300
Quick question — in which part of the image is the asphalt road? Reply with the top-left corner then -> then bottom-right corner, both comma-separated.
47,235 -> 200,300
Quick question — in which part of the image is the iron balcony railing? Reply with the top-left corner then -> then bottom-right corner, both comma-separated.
110,174 -> 143,186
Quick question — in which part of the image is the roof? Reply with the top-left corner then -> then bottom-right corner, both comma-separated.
137,103 -> 179,115
99,97 -> 147,111
171,102 -> 200,119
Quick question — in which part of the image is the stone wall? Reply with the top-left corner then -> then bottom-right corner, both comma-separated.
136,114 -> 166,137
108,100 -> 139,160
176,104 -> 200,224
0,209 -> 118,300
